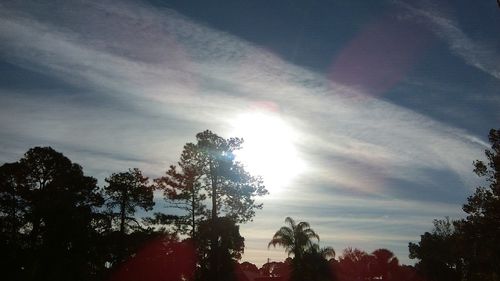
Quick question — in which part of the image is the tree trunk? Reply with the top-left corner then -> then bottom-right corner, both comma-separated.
210,161 -> 218,281
191,187 -> 196,238
118,190 -> 127,262
120,197 -> 126,235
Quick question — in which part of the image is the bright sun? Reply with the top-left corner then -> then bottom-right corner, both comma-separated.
230,111 -> 305,194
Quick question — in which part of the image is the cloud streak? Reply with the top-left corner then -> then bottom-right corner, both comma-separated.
397,0 -> 500,80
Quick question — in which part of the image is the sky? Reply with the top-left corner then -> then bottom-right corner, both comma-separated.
1,0 -> 499,266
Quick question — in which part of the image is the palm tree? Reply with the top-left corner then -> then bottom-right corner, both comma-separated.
308,244 -> 336,260
304,244 -> 336,281
370,248 -> 399,281
268,217 -> 320,261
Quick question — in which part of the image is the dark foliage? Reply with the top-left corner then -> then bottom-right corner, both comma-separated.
3,128 -> 499,281
104,168 -> 154,235
196,217 -> 245,281
0,147 -> 104,281
154,130 -> 267,281
103,168 -> 155,265
410,128 -> 500,281
154,142 -> 207,237
109,235 -> 196,281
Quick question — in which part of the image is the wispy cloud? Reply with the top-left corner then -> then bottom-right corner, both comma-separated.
397,0 -> 500,80
0,0 -> 488,265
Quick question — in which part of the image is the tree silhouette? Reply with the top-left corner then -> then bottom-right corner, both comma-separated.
303,244 -> 336,281
457,128 -> 500,280
370,249 -> 399,281
260,259 -> 292,279
339,247 -> 378,281
268,217 -> 323,281
331,247 -> 421,281
0,147 -> 104,281
408,218 -> 463,281
0,162 -> 30,280
163,130 -> 267,281
409,129 -> 500,281
104,168 -> 154,235
104,168 -> 154,265
238,261 -> 259,273
196,217 -> 245,281
0,139 -> 434,281
155,143 -> 207,238
309,244 -> 336,260
268,217 -> 320,260
194,130 -> 267,223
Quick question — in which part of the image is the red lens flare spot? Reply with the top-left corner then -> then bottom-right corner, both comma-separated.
109,237 -> 196,281
330,15 -> 432,97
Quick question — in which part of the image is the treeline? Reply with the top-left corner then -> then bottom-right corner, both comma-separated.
240,247 -> 421,281
259,216 -> 421,281
409,129 -> 500,281
0,130 -> 266,281
1,128 -> 499,281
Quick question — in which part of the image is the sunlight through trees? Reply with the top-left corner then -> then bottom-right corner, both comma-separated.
1,128 -> 499,281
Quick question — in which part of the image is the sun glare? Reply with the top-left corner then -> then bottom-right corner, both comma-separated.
230,111 -> 305,194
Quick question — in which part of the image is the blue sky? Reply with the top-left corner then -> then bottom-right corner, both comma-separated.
1,0 -> 499,265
